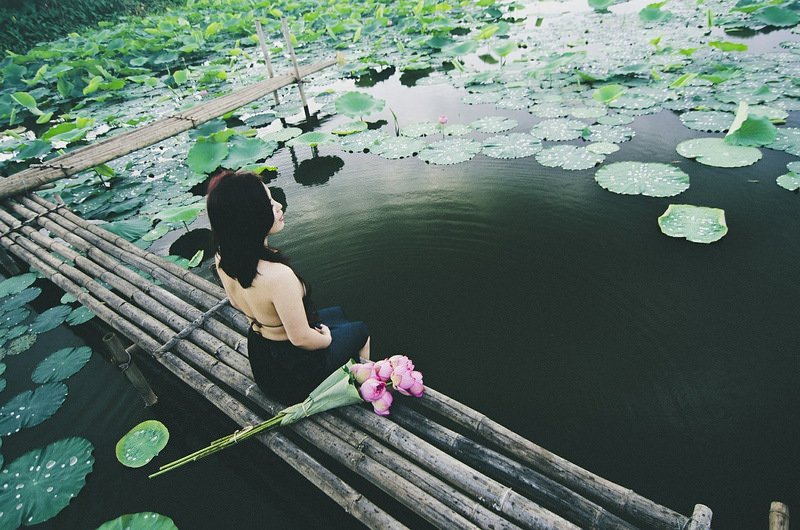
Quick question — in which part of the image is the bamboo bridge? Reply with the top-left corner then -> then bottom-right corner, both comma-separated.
0,28 -> 736,527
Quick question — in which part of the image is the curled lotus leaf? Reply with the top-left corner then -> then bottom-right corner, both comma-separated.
0,273 -> 38,298
658,204 -> 728,244
97,512 -> 178,530
338,130 -> 388,152
286,132 -> 337,148
593,84 -> 626,104
401,121 -> 440,137
334,91 -> 385,119
0,437 -> 94,528
470,116 -> 518,133
32,346 -> 92,384
725,115 -> 777,147
530,118 -> 587,141
680,111 -> 734,132
481,134 -> 543,159
676,137 -> 762,167
595,161 -> 690,197
582,124 -> 634,143
116,420 -> 170,468
30,305 -> 73,334
0,382 -> 68,436
371,136 -> 426,159
418,138 -> 481,165
536,145 -> 605,170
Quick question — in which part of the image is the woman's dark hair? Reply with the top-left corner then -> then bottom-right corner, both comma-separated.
206,170 -> 288,288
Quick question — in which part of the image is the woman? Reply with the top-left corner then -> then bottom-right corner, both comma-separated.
206,171 -> 370,404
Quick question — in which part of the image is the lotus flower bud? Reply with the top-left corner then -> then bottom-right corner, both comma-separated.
372,390 -> 394,416
408,371 -> 424,397
359,378 -> 386,402
438,114 -> 448,125
350,362 -> 375,384
373,360 -> 393,382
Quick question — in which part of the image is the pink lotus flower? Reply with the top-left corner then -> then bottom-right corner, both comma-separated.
389,354 -> 414,372
350,362 -> 375,384
372,390 -> 393,416
407,371 -> 424,397
373,360 -> 393,382
438,114 -> 448,125
359,378 -> 386,402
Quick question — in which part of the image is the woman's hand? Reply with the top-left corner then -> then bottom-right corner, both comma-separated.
315,324 -> 333,347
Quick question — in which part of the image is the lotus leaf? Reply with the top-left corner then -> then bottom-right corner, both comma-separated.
0,364 -> 5,376
716,84 -> 778,105
2,325 -> 28,343
338,130 -> 388,152
97,512 -> 178,530
658,204 -> 728,244
608,92 -> 660,111
582,124 -> 635,143
462,92 -> 502,105
725,116 -> 777,147
272,102 -> 303,119
530,118 -> 587,141
3,288 -> 42,311
142,224 -> 172,242
222,136 -> 278,170
1,307 -> 31,328
331,121 -> 368,135
470,116 -> 518,134
481,134 -> 543,159
401,122 -> 440,137
0,383 -> 68,436
588,0 -> 616,12
443,124 -> 472,136
570,106 -> 607,119
189,119 -> 227,140
30,305 -> 74,334
528,103 -> 570,118
676,137 -> 762,167
187,140 -> 229,174
587,142 -> 620,155
0,437 -> 94,528
287,132 -> 337,148
100,218 -> 153,242
767,127 -> 800,156
66,307 -> 95,326
441,40 -> 479,57
776,171 -> 800,191
334,91 -> 385,119
115,420 -> 170,468
259,127 -> 302,143
680,111 -> 735,132
418,138 -> 481,165
0,380 -> 5,394
6,334 -> 37,356
597,113 -> 634,126
32,346 -> 92,384
371,137 -> 426,159
595,161 -> 690,197
0,273 -> 38,297
536,145 -> 605,170
242,112 -> 277,128
153,203 -> 205,224
639,6 -> 672,23
754,6 -> 800,27
593,84 -> 626,104
17,140 -> 53,161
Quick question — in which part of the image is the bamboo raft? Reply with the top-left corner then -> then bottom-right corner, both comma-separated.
0,191 -> 714,529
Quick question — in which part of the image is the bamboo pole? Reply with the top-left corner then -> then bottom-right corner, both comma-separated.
687,504 -> 712,530
281,18 -> 310,118
417,386 -> 690,530
103,332 -> 158,406
770,502 -> 789,530
255,20 -> 280,105
0,59 -> 334,200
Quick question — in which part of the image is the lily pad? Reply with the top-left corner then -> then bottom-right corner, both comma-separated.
595,162 -> 690,197
371,136 -> 426,159
6,334 -> 37,356
334,91 -> 385,119
725,115 -> 777,147
153,203 -> 205,225
658,204 -> 728,244
754,6 -> 800,27
470,116 -> 518,133
680,111 -> 735,133
418,138 -> 481,165
32,346 -> 92,384
187,140 -> 229,174
0,437 -> 94,528
462,92 -> 502,105
97,512 -> 178,530
536,145 -> 605,170
530,118 -> 587,141
66,306 -> 95,326
587,142 -> 620,155
481,134 -> 543,159
101,218 -> 153,242
776,172 -> 800,191
0,273 -> 38,298
676,137 -> 762,167
222,136 -> 278,170
443,124 -> 473,136
2,288 -> 42,311
115,420 -> 170,468
331,121 -> 368,135
286,132 -> 337,148
337,130 -> 388,152
767,127 -> 800,156
258,127 -> 302,143
401,121 -> 440,137
1,307 -> 31,329
0,383 -> 68,436
30,305 -> 74,334
582,124 -> 635,143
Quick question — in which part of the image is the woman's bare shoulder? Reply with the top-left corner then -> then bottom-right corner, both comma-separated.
254,260 -> 295,286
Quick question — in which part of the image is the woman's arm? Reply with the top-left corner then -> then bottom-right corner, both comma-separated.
261,264 -> 332,350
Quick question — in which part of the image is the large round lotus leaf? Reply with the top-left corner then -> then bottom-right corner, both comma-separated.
441,40 -> 479,57
530,118 -> 587,141
767,127 -> 800,156
754,6 -> 800,27
101,218 -> 153,242
0,437 -> 94,528
587,142 -> 620,155
0,383 -> 68,436
331,121 -> 368,135
3,288 -> 42,311
598,113 -> 634,126
469,116 -> 518,133
30,305 -> 73,334
570,106 -> 607,119
0,273 -> 38,298
676,137 -> 762,167
639,6 -> 671,23
528,103 -> 569,118
716,84 -> 778,105
401,122 -> 440,137
97,512 -> 178,530
188,119 -> 226,140
242,112 -> 276,128
0,307 -> 30,329
66,306 -> 95,326
222,137 -> 278,170
286,132 -> 337,148
777,172 -> 800,191
443,124 -> 472,136
658,204 -> 728,244
595,162 -> 690,197
18,140 -> 53,161
153,203 -> 205,224
680,111 -> 734,132
187,140 -> 229,174
115,420 -> 170,468
338,130 -> 388,152
462,92 -> 502,105
259,127 -> 302,143
536,145 -> 605,170
6,334 -> 37,356
582,124 -> 634,143
371,136 -> 426,159
481,134 -> 543,159
748,105 -> 788,124
418,138 -> 481,165
334,91 -> 385,119
32,346 -> 92,384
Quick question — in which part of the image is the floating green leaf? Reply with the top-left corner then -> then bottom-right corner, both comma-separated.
187,139 -> 229,174
66,306 -> 95,326
97,512 -> 178,530
259,127 -> 302,143
767,127 -> 800,156
470,116 -> 518,133
680,111 -> 734,132
441,40 -> 479,57
0,273 -> 38,298
18,140 -> 53,160
101,218 -> 153,241
400,121 -> 440,137
725,116 -> 777,147
0,307 -> 31,329
536,145 -> 605,170
593,84 -> 626,104
222,136 -> 278,170
676,137 -> 762,167
153,203 -> 205,224
753,6 -> 800,27
32,346 -> 92,384
0,437 -> 94,528
338,130 -> 388,152
639,5 -> 672,23
2,287 -> 42,311
286,132 -> 337,148
776,172 -> 800,191
6,334 -> 37,356
595,161 -> 690,197
0,383 -> 68,436
331,121 -> 368,135
418,138 -> 481,165
334,91 -> 386,119
115,420 -> 170,468
30,305 -> 73,334
658,204 -> 728,243
481,134 -> 543,159
582,124 -> 634,143
371,136 -> 426,159
530,118 -> 587,141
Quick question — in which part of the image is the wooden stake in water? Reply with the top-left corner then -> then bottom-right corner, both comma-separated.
769,502 -> 790,530
254,20 -> 280,105
281,17 -> 310,119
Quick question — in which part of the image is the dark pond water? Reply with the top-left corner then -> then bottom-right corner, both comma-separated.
4,24 -> 800,530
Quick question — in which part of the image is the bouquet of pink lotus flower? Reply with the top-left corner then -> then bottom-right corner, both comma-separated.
150,355 -> 423,478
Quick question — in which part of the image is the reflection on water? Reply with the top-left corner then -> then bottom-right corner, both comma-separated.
293,155 -> 345,186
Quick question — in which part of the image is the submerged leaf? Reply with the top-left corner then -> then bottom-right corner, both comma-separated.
658,204 -> 728,243
595,161 -> 690,197
116,420 -> 170,468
